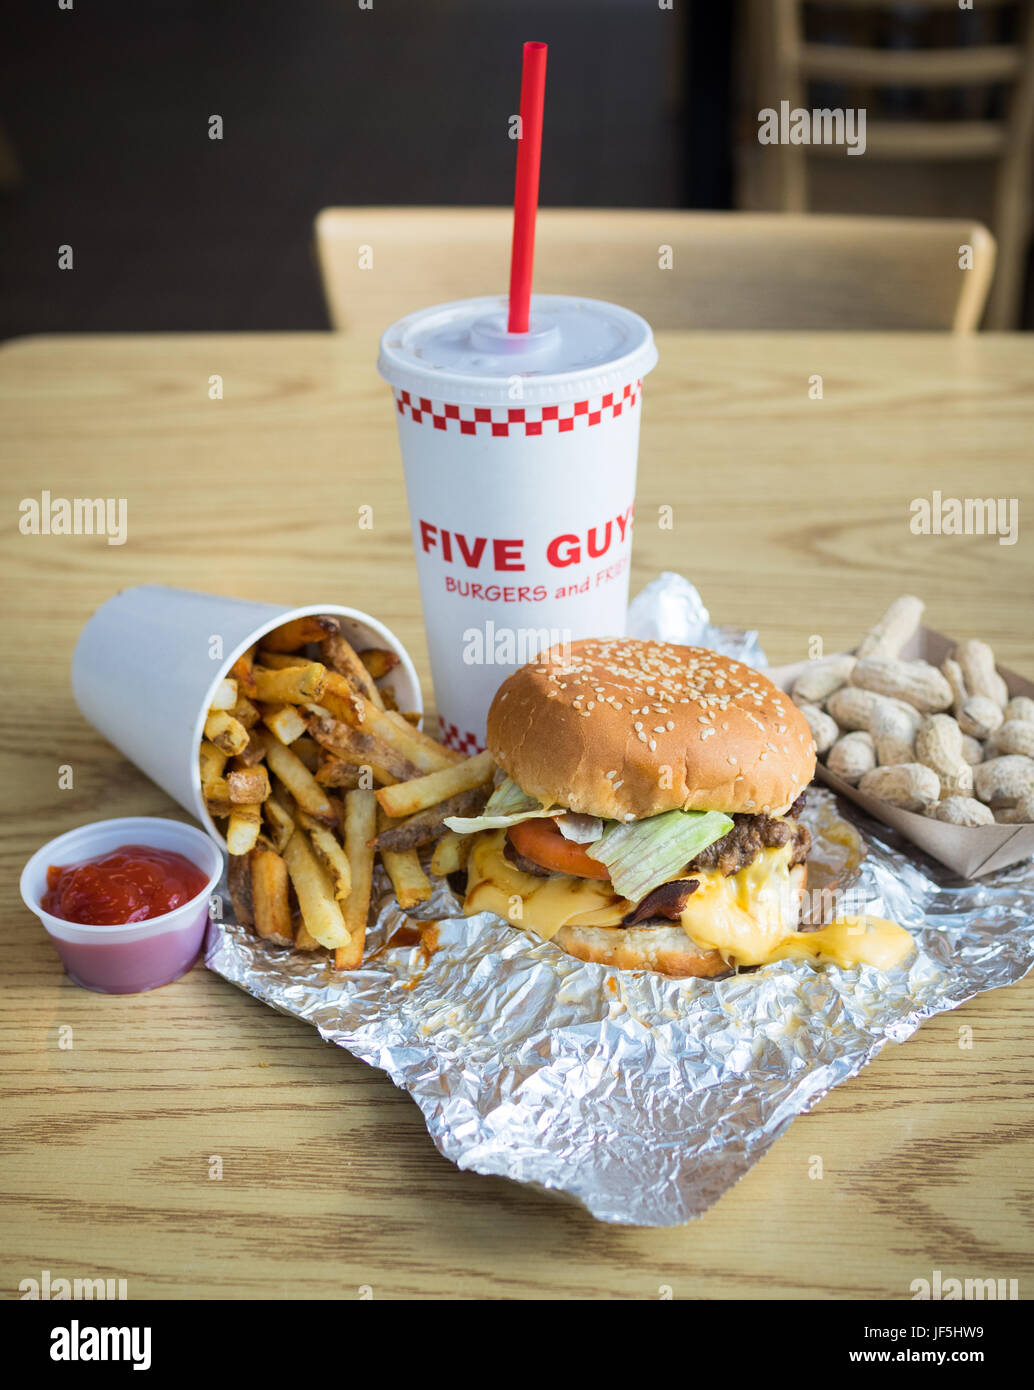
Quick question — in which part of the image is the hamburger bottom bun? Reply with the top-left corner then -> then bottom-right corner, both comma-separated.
552,863 -> 807,979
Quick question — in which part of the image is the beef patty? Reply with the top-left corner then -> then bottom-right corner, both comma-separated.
502,792 -> 810,886
686,800 -> 810,878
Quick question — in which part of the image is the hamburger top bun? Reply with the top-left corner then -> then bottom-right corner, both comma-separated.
486,638 -> 815,821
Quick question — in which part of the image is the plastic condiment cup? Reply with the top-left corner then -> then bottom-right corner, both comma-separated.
71,586 -> 423,846
20,817 -> 225,994
378,293 -> 658,754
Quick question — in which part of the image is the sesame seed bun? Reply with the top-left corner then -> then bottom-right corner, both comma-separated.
486,639 -> 816,819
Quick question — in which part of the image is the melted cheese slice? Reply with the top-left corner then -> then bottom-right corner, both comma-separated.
463,830 -> 913,972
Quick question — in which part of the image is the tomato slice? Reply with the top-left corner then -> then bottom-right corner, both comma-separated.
507,818 -> 611,880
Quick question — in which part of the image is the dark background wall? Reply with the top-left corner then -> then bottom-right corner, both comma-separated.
1,0 -> 733,340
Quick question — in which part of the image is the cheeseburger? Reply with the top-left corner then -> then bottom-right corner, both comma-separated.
445,639 -> 912,977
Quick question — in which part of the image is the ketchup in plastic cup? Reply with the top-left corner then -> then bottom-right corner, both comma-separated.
21,818 -> 224,994
378,293 -> 658,753
42,845 -> 208,926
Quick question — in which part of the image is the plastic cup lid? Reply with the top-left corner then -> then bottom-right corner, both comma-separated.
377,294 -> 658,406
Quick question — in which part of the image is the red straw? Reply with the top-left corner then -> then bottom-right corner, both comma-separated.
507,41 -> 548,333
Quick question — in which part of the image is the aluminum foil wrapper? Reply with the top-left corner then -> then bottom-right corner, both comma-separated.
205,575 -> 1034,1225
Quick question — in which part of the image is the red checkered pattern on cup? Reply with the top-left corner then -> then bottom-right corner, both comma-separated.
438,718 -> 484,755
395,381 -> 642,435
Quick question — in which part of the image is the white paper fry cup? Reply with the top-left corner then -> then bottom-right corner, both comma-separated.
72,585 -> 422,843
378,293 -> 658,753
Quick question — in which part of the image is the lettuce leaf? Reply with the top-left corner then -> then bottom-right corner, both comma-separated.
443,777 -> 559,834
584,809 -> 733,904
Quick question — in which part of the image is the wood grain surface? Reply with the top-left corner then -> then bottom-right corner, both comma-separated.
1,331 -> 1032,1300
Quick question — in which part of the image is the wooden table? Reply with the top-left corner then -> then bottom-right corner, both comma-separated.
2,331 -> 1032,1301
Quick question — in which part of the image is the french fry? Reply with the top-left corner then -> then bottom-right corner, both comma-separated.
294,918 -> 322,951
337,789 -> 377,969
231,695 -> 260,730
295,810 -> 352,901
253,662 -> 327,705
204,709 -> 249,756
261,701 -> 307,745
335,693 -> 457,774
250,848 -> 293,944
358,647 -> 400,681
209,676 -> 238,711
235,729 -> 268,767
205,796 -> 233,818
319,670 -> 368,722
263,795 -> 295,853
314,754 -> 362,790
226,802 -> 262,855
262,614 -> 338,652
281,828 -> 349,949
374,786 -> 490,851
291,735 -> 320,771
430,830 -> 472,877
379,685 -> 399,711
265,737 -> 337,825
227,764 -> 271,804
255,650 -> 308,670
376,750 -> 495,818
199,739 -> 228,789
321,630 -> 383,708
227,851 -> 255,926
307,710 -> 420,783
380,847 -> 431,910
384,709 -> 463,763
229,644 -> 259,699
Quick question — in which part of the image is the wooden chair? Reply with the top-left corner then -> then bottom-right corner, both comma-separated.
753,0 -> 1034,327
315,207 -> 995,335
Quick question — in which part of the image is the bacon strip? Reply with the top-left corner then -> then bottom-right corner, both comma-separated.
622,878 -> 699,926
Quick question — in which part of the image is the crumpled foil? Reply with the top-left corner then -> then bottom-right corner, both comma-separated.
205,574 -> 1034,1226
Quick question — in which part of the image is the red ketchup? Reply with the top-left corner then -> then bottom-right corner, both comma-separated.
42,845 -> 208,926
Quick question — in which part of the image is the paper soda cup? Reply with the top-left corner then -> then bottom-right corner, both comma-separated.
72,585 -> 422,843
378,293 -> 658,753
